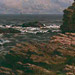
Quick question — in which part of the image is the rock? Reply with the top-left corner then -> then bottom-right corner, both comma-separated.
0,33 -> 75,75
51,33 -> 75,46
0,28 -> 21,33
60,1 -> 75,33
64,65 -> 75,75
0,67 -> 15,75
22,21 -> 44,27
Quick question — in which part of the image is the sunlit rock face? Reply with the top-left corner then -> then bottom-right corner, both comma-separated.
0,33 -> 75,75
61,1 -> 75,33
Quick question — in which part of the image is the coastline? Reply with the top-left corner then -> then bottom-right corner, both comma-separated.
0,33 -> 75,75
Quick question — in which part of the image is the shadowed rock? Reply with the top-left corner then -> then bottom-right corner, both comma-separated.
60,1 -> 75,33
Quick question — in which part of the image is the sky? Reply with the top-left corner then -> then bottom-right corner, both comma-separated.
0,0 -> 74,14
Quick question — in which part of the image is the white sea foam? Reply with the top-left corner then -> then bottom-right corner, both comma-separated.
20,24 -> 61,34
0,39 -> 10,45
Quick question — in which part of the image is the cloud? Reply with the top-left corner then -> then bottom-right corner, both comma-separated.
0,0 -> 74,14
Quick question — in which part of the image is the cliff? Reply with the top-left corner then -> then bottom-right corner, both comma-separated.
60,1 -> 75,33
0,33 -> 75,75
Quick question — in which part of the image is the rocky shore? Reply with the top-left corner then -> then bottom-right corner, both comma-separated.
0,1 -> 75,75
0,33 -> 75,75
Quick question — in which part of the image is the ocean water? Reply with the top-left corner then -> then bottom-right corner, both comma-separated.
0,14 -> 63,51
0,14 -> 63,25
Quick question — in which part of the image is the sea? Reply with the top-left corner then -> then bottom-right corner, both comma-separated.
0,14 -> 63,51
0,14 -> 63,25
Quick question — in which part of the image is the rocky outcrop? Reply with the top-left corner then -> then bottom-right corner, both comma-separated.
0,33 -> 75,75
22,21 -> 44,27
60,1 -> 75,33
0,28 -> 21,33
64,65 -> 75,75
